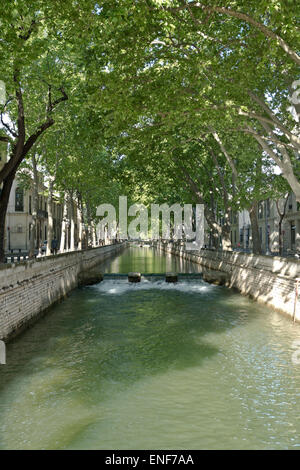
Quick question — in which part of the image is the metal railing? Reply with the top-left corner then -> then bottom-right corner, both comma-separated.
3,248 -> 37,263
3,240 -> 124,264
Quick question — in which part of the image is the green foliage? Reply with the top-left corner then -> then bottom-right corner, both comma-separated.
1,0 -> 298,229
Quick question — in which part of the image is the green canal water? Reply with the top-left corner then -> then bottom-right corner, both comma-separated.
1,246 -> 300,450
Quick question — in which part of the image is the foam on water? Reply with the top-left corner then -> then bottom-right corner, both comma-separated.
90,278 -> 218,296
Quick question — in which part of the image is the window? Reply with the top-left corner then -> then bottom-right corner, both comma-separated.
259,227 -> 262,242
291,221 -> 296,246
15,187 -> 24,212
229,212 -> 237,224
240,228 -> 244,243
29,195 -> 32,215
246,227 -> 250,248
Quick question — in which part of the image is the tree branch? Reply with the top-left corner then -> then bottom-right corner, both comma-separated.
170,2 -> 300,65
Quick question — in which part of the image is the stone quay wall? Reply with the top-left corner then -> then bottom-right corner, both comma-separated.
155,241 -> 300,322
0,243 -> 126,341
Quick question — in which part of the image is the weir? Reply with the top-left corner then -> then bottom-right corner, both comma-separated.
103,273 -> 203,281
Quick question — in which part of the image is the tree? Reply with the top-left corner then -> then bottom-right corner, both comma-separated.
94,0 -> 300,207
0,0 -> 116,261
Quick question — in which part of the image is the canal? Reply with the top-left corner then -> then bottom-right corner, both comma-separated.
0,246 -> 300,449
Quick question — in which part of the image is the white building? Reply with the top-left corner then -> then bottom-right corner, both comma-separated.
5,178 -> 63,253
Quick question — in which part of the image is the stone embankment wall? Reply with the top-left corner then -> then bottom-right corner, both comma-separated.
155,241 -> 300,322
0,243 -> 126,341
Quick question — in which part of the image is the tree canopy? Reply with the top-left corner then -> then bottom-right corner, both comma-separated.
0,0 -> 299,257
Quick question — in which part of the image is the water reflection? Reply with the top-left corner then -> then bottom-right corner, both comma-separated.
101,246 -> 202,274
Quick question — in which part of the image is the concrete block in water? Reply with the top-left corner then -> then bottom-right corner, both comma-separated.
128,272 -> 141,283
165,273 -> 178,283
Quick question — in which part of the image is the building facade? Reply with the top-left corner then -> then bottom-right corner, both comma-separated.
205,195 -> 300,255
4,178 -> 65,252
